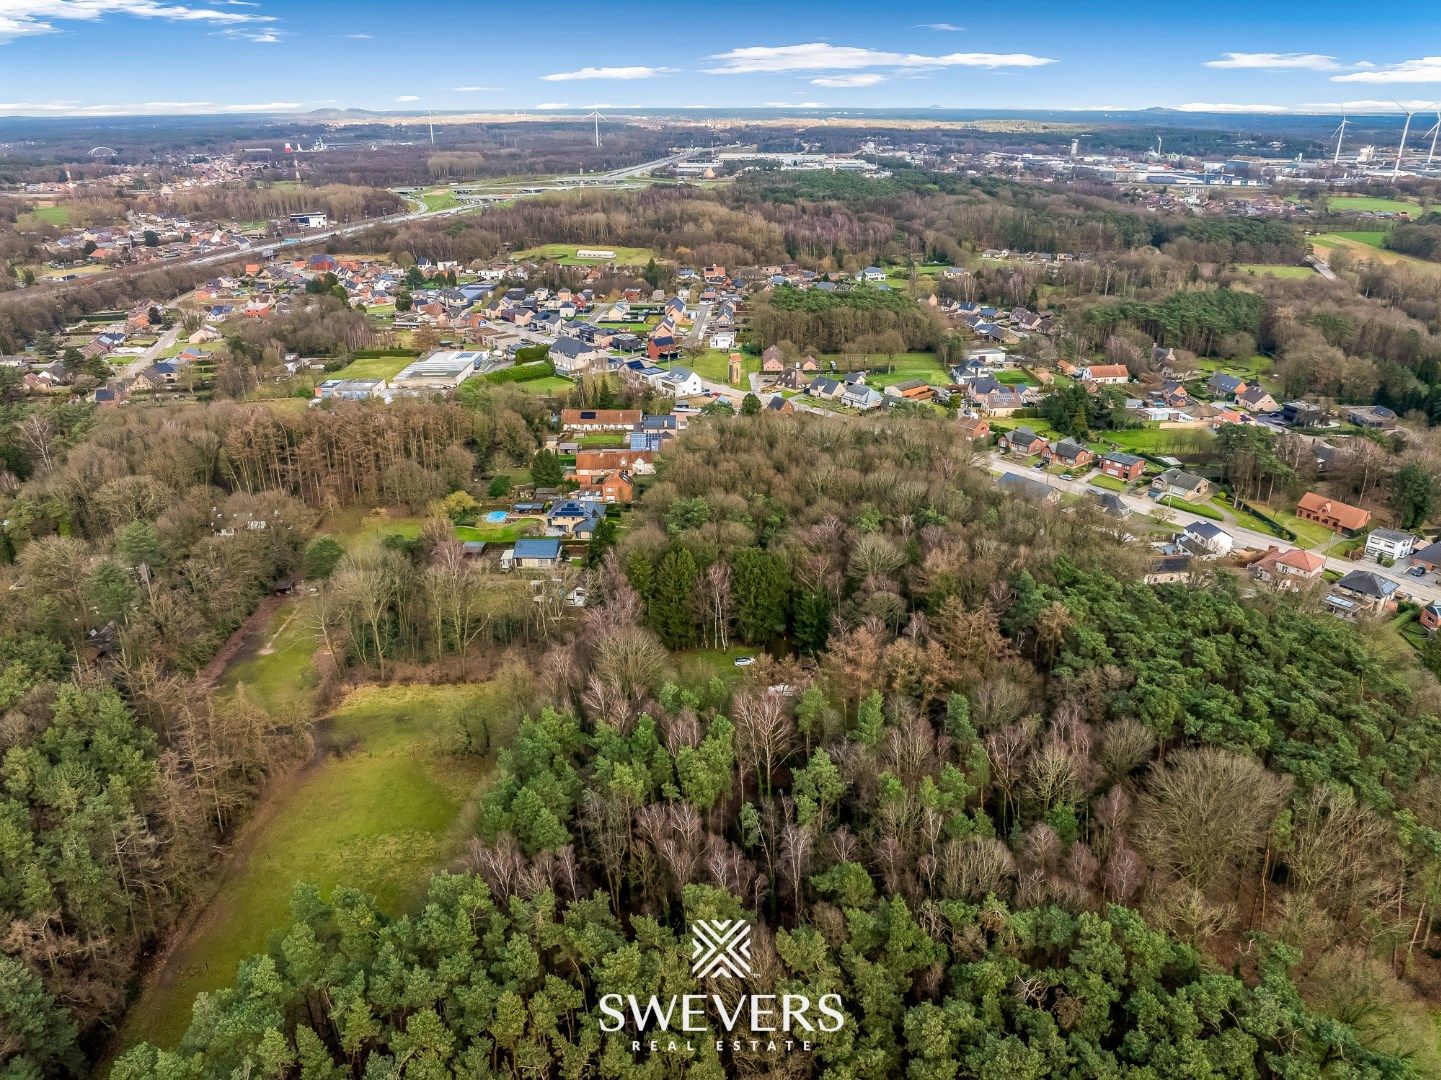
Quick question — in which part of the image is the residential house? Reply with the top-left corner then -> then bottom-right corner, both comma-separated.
1282,400 -> 1327,427
1089,491 -> 1131,520
997,472 -> 1060,505
1099,452 -> 1145,482
1422,601 -> 1441,633
1365,528 -> 1417,563
1206,372 -> 1247,398
1078,363 -> 1130,385
999,426 -> 1049,456
843,384 -> 884,411
1412,539 -> 1441,572
1251,546 -> 1325,589
1182,521 -> 1233,556
546,500 -> 606,539
1151,468 -> 1210,500
1044,438 -> 1095,469
572,449 -> 656,481
956,415 -> 991,442
501,538 -> 564,571
883,378 -> 933,402
549,336 -> 605,376
1324,569 -> 1398,619
1144,554 -> 1192,584
1296,492 -> 1371,536
661,367 -> 705,398
560,408 -> 641,432
575,472 -> 634,504
765,395 -> 795,414
1346,405 -> 1398,431
708,331 -> 737,349
1236,386 -> 1279,413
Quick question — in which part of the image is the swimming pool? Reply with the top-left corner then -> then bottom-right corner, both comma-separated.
485,510 -> 509,524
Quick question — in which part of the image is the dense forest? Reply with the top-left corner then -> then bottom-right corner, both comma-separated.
0,392 -> 567,1075
103,413 -> 1441,1077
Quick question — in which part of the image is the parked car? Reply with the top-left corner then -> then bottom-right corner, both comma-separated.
733,656 -> 756,667
1409,566 -> 1427,577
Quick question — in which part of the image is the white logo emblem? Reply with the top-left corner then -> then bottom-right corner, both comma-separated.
690,919 -> 751,979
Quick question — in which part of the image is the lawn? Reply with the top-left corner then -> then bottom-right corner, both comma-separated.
1330,230 -> 1389,249
1103,426 -> 1214,457
418,187 -> 463,212
513,243 -> 661,266
1194,353 -> 1273,382
1235,264 -> 1316,280
576,432 -> 628,448
685,348 -> 756,384
1161,496 -> 1224,520
328,353 -> 417,382
114,682 -> 496,1053
508,376 -> 575,394
1089,474 -> 1129,492
995,369 -> 1037,385
1255,506 -> 1338,549
814,351 -> 949,384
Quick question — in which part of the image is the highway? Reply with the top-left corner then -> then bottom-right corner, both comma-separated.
18,147 -> 731,297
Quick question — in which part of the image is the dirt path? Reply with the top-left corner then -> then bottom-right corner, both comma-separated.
193,594 -> 286,693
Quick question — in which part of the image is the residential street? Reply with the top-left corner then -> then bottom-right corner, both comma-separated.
984,452 -> 1441,606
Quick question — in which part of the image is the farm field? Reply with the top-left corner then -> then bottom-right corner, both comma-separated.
512,243 -> 661,266
1326,195 -> 1423,214
114,682 -> 496,1054
1312,231 -> 1439,271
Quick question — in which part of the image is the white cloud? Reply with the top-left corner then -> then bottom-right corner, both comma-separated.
215,25 -> 280,42
1203,51 -> 1340,71
533,102 -> 571,110
1333,57 -> 1441,83
705,42 -> 1055,74
916,22 -> 963,31
811,73 -> 886,87
1172,102 -> 1291,113
761,101 -> 826,108
451,85 -> 499,92
0,1 -> 276,44
1298,99 -> 1441,113
542,65 -> 673,81
345,32 -> 371,38
395,95 -> 419,103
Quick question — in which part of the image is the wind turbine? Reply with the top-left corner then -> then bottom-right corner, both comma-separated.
1394,101 -> 1416,177
1332,114 -> 1350,165
585,104 -> 607,148
1424,106 -> 1441,165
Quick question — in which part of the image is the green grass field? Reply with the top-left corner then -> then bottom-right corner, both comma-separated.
512,243 -> 661,266
114,682 -> 496,1053
417,187 -> 463,212
1161,495 -> 1223,520
1329,230 -> 1389,249
812,351 -> 949,384
222,604 -> 319,714
508,375 -> 575,394
1236,264 -> 1316,280
1103,426 -> 1214,457
18,204 -> 72,228
1326,195 -> 1422,214
684,349 -> 756,384
1089,474 -> 1129,492
328,353 -> 417,382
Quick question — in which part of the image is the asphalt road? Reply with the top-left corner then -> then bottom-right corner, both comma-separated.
985,452 -> 1441,606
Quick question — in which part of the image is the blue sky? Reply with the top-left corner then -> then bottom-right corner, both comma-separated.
0,0 -> 1440,116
